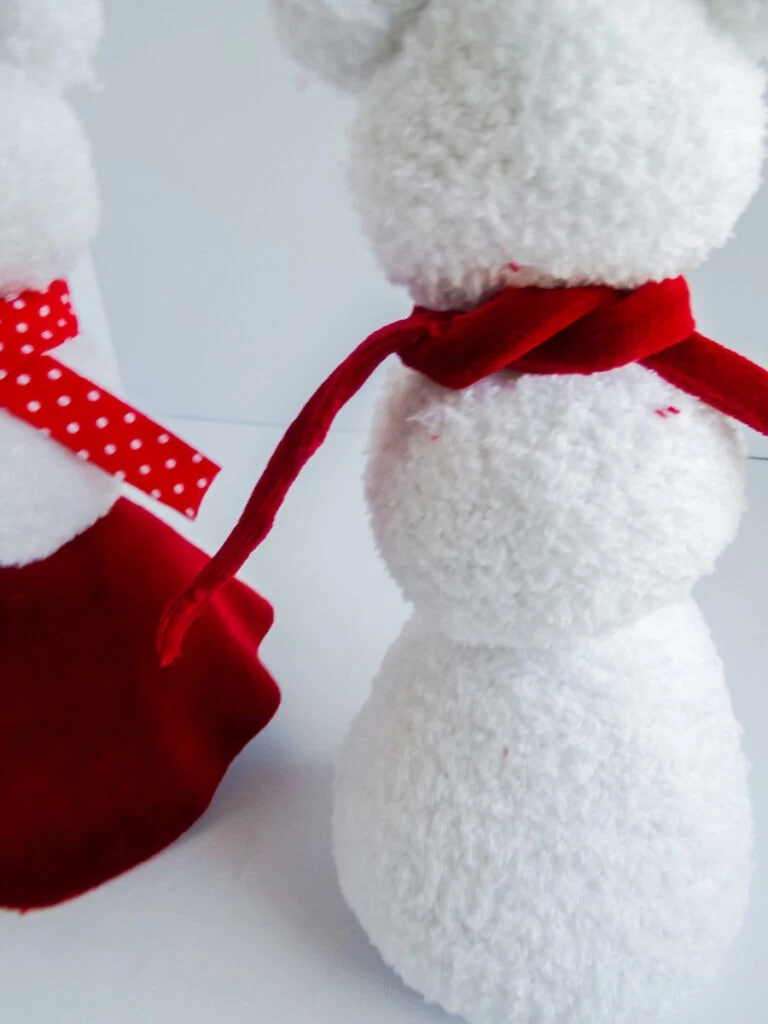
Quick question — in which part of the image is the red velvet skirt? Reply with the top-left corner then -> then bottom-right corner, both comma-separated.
0,498 -> 280,910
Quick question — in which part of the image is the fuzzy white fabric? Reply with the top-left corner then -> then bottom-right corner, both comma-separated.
0,330 -> 120,567
367,364 -> 746,649
0,65 -> 100,293
0,0 -> 103,91
707,0 -> 768,59
274,0 -> 766,304
334,601 -> 753,1024
271,2 -> 762,1021
0,5 -> 114,566
271,0 -> 428,93
348,0 -> 766,305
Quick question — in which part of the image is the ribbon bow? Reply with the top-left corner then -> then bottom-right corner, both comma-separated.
0,280 -> 219,519
158,276 -> 768,663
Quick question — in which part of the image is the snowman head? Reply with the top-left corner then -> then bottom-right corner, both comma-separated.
274,0 -> 768,308
0,0 -> 101,294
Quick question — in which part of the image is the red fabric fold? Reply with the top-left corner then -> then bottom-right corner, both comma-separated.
1,498 -> 280,911
158,276 -> 768,664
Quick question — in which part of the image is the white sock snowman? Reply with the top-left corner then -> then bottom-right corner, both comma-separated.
0,0 -> 282,912
161,1 -> 768,1021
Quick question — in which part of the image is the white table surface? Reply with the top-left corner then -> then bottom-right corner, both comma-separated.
1,419 -> 766,1024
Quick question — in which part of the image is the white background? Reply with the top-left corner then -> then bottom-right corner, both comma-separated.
1,3 -> 767,1022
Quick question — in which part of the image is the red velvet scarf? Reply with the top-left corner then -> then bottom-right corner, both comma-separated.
158,276 -> 768,663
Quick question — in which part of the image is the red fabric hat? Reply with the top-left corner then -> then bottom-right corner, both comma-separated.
0,498 -> 279,911
159,276 -> 768,663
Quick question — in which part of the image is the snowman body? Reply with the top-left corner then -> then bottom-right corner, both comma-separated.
0,329 -> 119,567
268,0 -> 768,1019
334,365 -> 751,1022
335,604 -> 751,1024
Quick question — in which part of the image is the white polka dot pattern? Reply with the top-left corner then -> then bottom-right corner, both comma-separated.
0,280 -> 220,519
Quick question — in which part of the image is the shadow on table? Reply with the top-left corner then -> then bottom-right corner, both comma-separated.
185,739 -> 451,1022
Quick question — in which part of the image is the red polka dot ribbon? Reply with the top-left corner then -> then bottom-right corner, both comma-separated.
0,280 -> 220,519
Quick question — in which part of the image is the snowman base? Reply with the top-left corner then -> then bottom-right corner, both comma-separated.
334,601 -> 752,1024
0,497 -> 280,911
